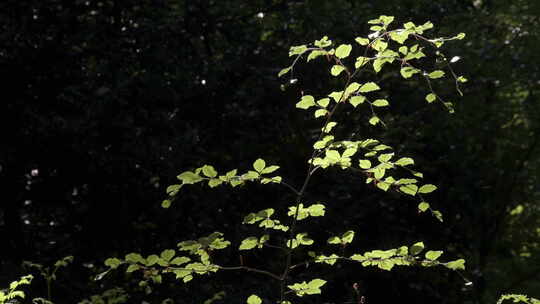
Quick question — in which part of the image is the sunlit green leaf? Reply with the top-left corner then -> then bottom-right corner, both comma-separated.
372,99 -> 389,107
325,150 -> 341,162
335,44 -> 352,59
314,253 -> 339,265
322,122 -> 337,133
160,249 -> 175,262
313,135 -> 334,149
410,242 -> 425,255
253,159 -> 266,172
372,40 -> 387,52
315,109 -> 328,118
307,278 -> 327,291
359,82 -> 380,93
350,95 -> 366,107
395,157 -> 414,166
376,180 -> 390,191
426,93 -> 436,103
104,258 -> 122,269
308,204 -> 326,216
328,91 -> 344,102
125,253 -> 144,264
328,236 -> 341,244
342,230 -> 355,244
247,295 -> 262,304
418,184 -> 437,194
345,82 -> 361,95
404,22 -> 416,29
374,167 -> 386,179
177,171 -> 203,184
369,116 -> 380,125
378,153 -> 393,163
432,210 -> 444,222
355,37 -> 369,46
262,165 -> 279,174
355,56 -> 369,68
420,21 -> 434,30
314,36 -> 332,48
399,46 -> 408,55
146,254 -> 160,266
342,147 -> 357,158
317,98 -> 330,108
400,184 -> 418,196
239,237 -> 258,250
170,256 -> 190,265
400,67 -> 420,79
425,250 -> 443,260
243,171 -> 259,180
389,30 -> 409,44
208,178 -> 222,188
166,184 -> 181,196
278,67 -> 291,77
373,58 -> 384,73
397,178 -> 417,185
9,290 -> 25,299
126,264 -> 140,273
359,159 -> 372,169
296,95 -> 316,109
331,65 -> 346,76
445,259 -> 465,270
350,254 -> 365,262
288,279 -> 327,297
288,204 -> 308,220
428,70 -> 445,79
307,50 -> 327,62
161,199 -> 172,208
418,202 -> 430,212
289,45 -> 308,56
297,233 -> 314,245
287,239 -> 298,249
379,15 -> 395,25
378,259 -> 395,271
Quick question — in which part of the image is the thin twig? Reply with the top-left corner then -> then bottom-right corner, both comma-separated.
279,180 -> 301,196
217,265 -> 283,281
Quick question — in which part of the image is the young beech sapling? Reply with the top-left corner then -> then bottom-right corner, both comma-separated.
102,15 -> 470,303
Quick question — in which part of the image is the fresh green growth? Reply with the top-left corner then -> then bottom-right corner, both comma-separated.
23,256 -> 73,303
497,294 -> 540,304
0,275 -> 33,304
77,288 -> 129,304
102,15 -> 468,302
204,291 -> 226,304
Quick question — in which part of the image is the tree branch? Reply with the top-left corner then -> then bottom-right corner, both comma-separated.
217,265 -> 283,281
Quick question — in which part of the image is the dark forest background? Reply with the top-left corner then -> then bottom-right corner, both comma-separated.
1,0 -> 539,303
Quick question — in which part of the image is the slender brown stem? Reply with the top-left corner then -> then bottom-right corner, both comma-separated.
217,265 -> 283,281
279,180 -> 301,196
264,243 -> 288,251
147,263 -> 283,281
46,277 -> 52,301
279,66 -> 355,303
278,34 -> 386,302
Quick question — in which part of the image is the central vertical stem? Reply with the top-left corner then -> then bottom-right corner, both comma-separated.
278,71 -> 353,302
